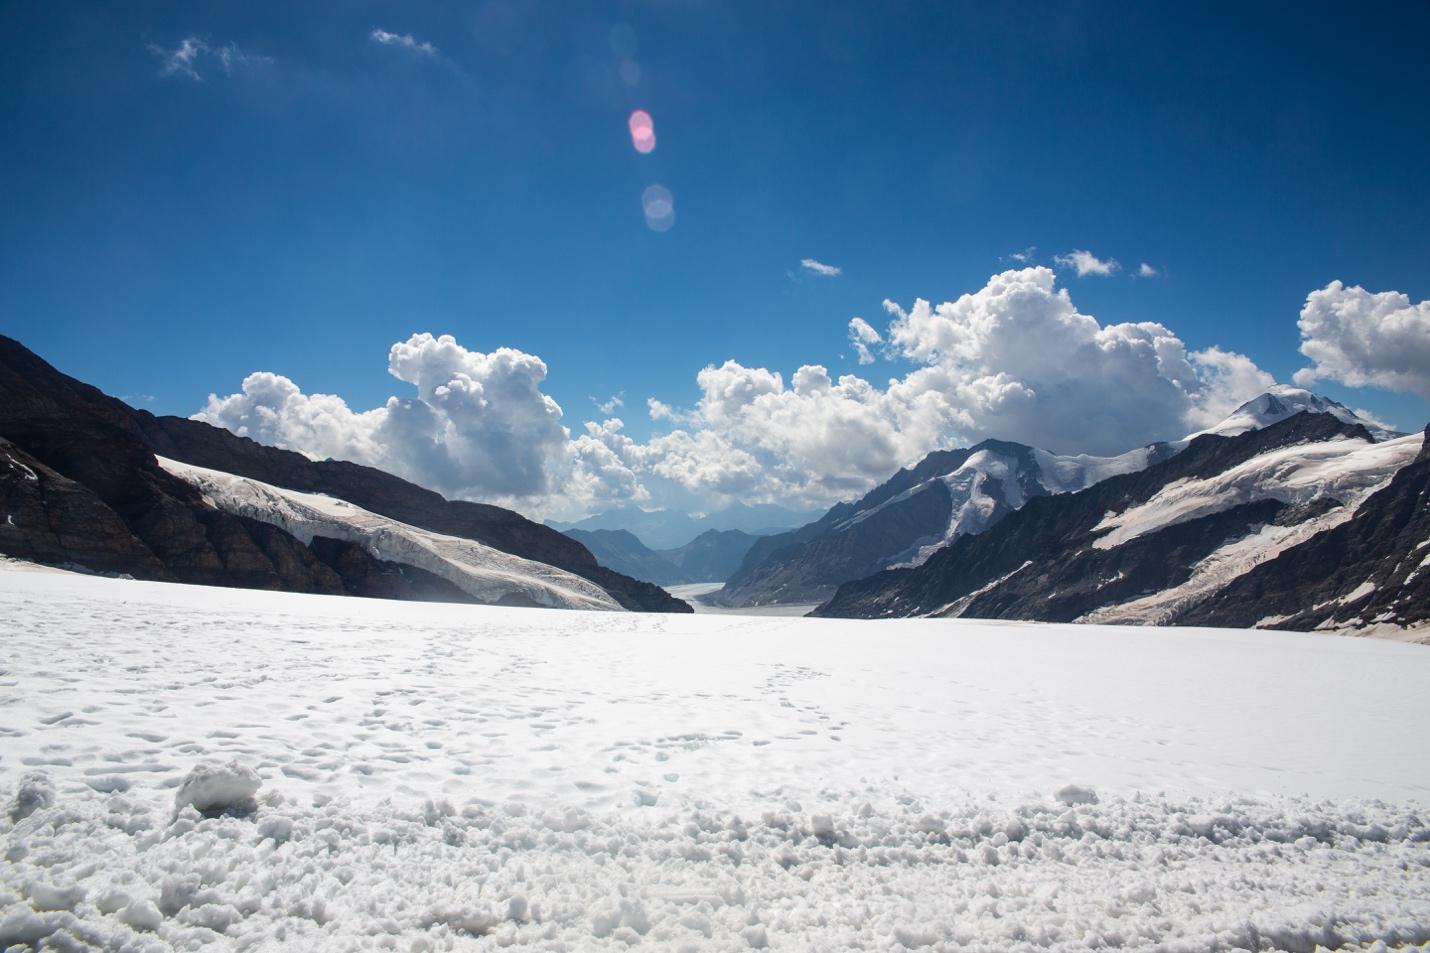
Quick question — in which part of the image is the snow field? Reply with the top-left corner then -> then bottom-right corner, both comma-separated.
6,782 -> 1430,952
2,569 -> 1429,951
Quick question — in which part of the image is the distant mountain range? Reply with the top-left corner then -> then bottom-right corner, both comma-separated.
814,411 -> 1427,632
709,386 -> 1428,638
715,387 -> 1408,612
0,336 -> 688,612
547,502 -> 821,550
563,527 -> 761,584
5,330 -> 1424,636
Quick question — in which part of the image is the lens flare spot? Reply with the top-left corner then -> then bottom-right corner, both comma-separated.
641,184 -> 675,232
628,109 -> 657,154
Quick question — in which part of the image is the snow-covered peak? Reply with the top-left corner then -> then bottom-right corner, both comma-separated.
1194,386 -> 1400,442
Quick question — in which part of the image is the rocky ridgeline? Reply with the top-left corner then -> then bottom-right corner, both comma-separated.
0,335 -> 688,612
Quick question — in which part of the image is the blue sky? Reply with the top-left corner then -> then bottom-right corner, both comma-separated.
3,2 -> 1428,517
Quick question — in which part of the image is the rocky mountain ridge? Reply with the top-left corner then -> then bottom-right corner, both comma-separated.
0,335 -> 688,612
812,411 -> 1427,634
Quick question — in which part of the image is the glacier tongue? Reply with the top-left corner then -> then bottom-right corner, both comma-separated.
157,456 -> 623,611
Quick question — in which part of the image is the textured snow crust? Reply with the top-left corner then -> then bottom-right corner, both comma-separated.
156,456 -> 621,611
3,569 -> 1429,952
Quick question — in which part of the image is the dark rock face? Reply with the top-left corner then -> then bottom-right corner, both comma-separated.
0,437 -> 166,576
0,335 -> 688,612
1180,423 -> 1430,632
814,412 -> 1383,623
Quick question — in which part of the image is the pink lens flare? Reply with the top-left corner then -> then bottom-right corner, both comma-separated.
628,109 -> 656,154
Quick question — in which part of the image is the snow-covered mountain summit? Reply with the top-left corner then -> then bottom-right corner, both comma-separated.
1192,385 -> 1400,442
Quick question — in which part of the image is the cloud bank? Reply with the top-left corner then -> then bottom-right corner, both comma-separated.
1293,281 -> 1430,398
198,269 -> 1288,519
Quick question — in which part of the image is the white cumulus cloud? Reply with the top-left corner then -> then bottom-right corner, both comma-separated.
1138,263 -> 1159,278
591,393 -> 624,415
196,334 -> 582,507
1054,249 -> 1120,277
1293,281 -> 1430,397
195,271 -> 1278,520
848,317 -> 882,365
800,258 -> 842,277
879,266 -> 1265,454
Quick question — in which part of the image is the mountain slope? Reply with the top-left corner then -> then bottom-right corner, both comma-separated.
813,413 -> 1422,628
0,335 -> 688,612
658,528 -> 760,582
162,457 -> 622,610
564,528 -> 692,586
716,439 -> 1170,607
1178,423 -> 1430,633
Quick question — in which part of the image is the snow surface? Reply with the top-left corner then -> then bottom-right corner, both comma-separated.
1031,445 -> 1158,494
3,568 -> 1429,951
157,456 -> 621,612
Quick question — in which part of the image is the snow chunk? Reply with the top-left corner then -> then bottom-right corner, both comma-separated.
118,898 -> 164,932
173,760 -> 261,815
1054,784 -> 1099,805
10,771 -> 54,821
26,879 -> 85,912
